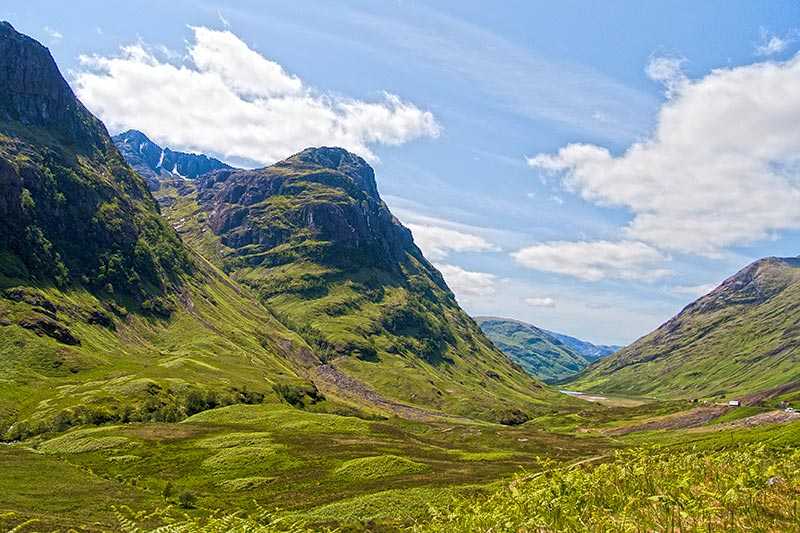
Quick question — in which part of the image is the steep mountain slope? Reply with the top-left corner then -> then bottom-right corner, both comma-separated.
151,148 -> 563,422
0,22 -> 192,302
0,22 -> 316,439
475,316 -> 615,382
573,257 -> 800,399
112,129 -> 232,190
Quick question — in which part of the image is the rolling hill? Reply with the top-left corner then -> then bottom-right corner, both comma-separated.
476,316 -> 618,382
572,256 -> 800,400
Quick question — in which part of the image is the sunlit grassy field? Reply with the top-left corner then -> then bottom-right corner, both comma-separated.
2,398 -> 800,532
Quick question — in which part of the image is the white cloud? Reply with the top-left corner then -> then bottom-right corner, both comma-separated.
512,240 -> 671,282
406,223 -> 497,260
755,29 -> 794,56
645,55 -> 687,98
435,263 -> 497,298
74,27 -> 440,164
334,3 -> 655,141
43,26 -> 63,42
671,283 -> 717,298
524,297 -> 556,308
529,54 -> 800,256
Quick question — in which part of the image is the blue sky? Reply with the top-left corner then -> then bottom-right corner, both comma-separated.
4,1 -> 800,344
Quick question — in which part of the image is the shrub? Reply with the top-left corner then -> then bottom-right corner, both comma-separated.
177,491 -> 197,509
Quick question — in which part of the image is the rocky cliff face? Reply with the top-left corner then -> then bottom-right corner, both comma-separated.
196,147 -> 444,283
0,22 -> 104,147
113,129 -> 232,190
0,22 -> 191,302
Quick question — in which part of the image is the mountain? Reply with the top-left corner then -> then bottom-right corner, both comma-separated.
573,256 -> 800,399
149,147 -> 564,422
475,317 -> 617,383
544,330 -> 620,362
0,22 -> 191,304
0,21 -> 319,439
0,22 -> 561,436
112,129 -> 232,190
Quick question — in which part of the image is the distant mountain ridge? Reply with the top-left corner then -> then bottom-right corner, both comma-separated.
573,256 -> 800,399
112,129 -> 232,190
475,316 -> 619,383
544,329 -> 621,362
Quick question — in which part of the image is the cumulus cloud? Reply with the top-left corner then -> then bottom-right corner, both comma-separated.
755,29 -> 794,56
512,241 -> 671,282
528,54 -> 800,256
435,263 -> 497,298
407,223 -> 497,260
74,27 -> 440,164
524,297 -> 556,308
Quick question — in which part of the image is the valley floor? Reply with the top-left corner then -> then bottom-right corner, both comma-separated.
2,395 -> 800,532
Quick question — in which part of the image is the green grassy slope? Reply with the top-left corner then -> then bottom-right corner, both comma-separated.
150,150 -> 568,424
0,401 -> 615,531
572,257 -> 800,399
0,22 -> 321,439
476,316 -> 591,382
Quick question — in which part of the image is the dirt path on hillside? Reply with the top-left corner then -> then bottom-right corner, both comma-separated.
312,364 -> 444,422
698,410 -> 800,432
607,406 -> 730,436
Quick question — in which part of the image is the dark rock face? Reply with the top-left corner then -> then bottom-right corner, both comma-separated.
18,314 -> 79,345
196,147 -> 442,283
113,130 -> 232,190
0,22 -> 105,147
0,22 -> 191,302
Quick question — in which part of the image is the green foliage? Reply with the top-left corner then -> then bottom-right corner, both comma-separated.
574,257 -> 800,399
273,382 -> 323,408
0,121 -> 194,306
420,445 -> 800,532
333,455 -> 428,481
177,491 -> 197,509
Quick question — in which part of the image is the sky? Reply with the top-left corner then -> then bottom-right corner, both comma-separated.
4,0 -> 800,345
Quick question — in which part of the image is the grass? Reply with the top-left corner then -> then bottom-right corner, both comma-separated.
573,257 -> 800,400
0,400 -> 618,530
3,391 -> 800,531
152,177 -> 580,426
37,426 -> 131,454
333,455 -> 429,481
418,444 -> 800,532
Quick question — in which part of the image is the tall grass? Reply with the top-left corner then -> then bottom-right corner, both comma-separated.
418,445 -> 800,532
119,445 -> 800,532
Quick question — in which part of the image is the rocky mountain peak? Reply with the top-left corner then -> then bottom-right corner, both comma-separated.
287,147 -> 379,199
0,24 -> 191,302
194,146 -> 436,279
688,256 -> 800,314
0,21 -> 105,147
112,129 -> 233,190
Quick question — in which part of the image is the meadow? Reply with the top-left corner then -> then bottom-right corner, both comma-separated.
3,396 -> 800,532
